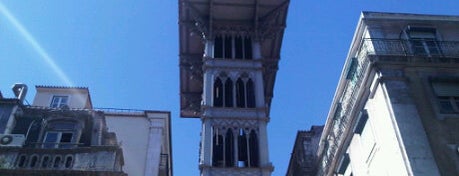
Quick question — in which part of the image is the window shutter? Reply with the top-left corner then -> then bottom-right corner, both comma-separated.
354,110 -> 368,134
432,82 -> 459,97
346,58 -> 358,80
337,153 -> 350,174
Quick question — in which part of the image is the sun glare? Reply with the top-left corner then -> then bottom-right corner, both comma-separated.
0,2 -> 74,87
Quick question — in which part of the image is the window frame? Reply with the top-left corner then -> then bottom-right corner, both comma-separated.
405,27 -> 442,57
431,81 -> 459,114
50,95 -> 69,108
41,120 -> 81,149
213,35 -> 253,60
43,131 -> 75,148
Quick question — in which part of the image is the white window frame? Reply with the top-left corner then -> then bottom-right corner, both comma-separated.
43,131 -> 74,148
50,95 -> 69,108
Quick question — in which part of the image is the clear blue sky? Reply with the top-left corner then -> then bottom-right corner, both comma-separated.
0,1 -> 458,175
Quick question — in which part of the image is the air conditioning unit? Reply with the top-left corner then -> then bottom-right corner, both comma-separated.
0,134 -> 25,147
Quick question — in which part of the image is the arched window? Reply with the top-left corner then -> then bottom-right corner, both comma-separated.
213,78 -> 223,107
235,36 -> 243,59
212,128 -> 224,167
224,79 -> 233,107
246,78 -> 256,108
64,155 -> 73,169
29,155 -> 38,168
224,36 -> 232,58
41,155 -> 50,168
237,129 -> 248,167
214,36 -> 223,58
17,155 -> 27,168
236,78 -> 246,108
53,156 -> 62,168
244,37 -> 253,59
225,129 -> 234,167
249,130 -> 259,167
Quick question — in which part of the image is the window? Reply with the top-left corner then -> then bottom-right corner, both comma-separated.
246,79 -> 256,108
53,156 -> 62,168
432,81 -> 459,113
249,130 -> 259,167
212,128 -> 224,167
50,96 -> 68,108
41,155 -> 50,168
236,78 -> 246,108
64,155 -> 73,168
212,127 -> 259,168
213,76 -> 234,108
354,110 -> 368,134
17,155 -> 27,168
29,155 -> 38,168
407,27 -> 441,56
213,35 -> 252,59
42,121 -> 78,148
43,131 -> 74,148
237,129 -> 248,167
213,78 -> 223,107
337,153 -> 350,175
225,129 -> 234,167
213,75 -> 256,108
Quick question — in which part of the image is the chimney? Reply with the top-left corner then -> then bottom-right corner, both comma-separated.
12,83 -> 28,103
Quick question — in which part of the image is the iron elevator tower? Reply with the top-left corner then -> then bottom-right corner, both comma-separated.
178,0 -> 289,175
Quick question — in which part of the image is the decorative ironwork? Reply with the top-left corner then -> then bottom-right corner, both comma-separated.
362,39 -> 459,62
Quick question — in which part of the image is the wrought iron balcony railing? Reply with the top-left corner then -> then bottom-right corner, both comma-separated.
360,38 -> 459,63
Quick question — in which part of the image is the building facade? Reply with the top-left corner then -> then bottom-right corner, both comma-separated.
0,85 -> 172,176
316,12 -> 459,176
0,85 -> 126,176
286,126 -> 323,176
178,0 -> 289,175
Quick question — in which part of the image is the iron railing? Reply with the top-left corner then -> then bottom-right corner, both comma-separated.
361,39 -> 459,63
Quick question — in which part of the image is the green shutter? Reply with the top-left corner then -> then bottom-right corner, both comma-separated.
432,82 -> 459,97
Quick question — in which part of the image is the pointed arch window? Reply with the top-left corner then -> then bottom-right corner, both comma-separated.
249,130 -> 259,167
235,36 -> 243,59
244,37 -> 253,59
238,129 -> 248,167
236,78 -> 246,108
212,127 -> 260,168
224,79 -> 234,107
212,128 -> 224,167
246,79 -> 256,108
213,78 -> 223,107
214,36 -> 223,58
225,129 -> 235,167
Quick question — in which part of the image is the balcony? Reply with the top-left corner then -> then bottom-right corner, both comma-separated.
159,154 -> 170,176
360,39 -> 459,64
0,146 -> 125,176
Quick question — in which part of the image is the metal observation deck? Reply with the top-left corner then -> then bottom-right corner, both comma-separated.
178,0 -> 290,118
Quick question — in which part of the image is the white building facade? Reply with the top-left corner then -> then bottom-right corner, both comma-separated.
317,12 -> 459,176
30,86 -> 172,176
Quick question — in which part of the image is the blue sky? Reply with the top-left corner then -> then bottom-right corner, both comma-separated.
1,1 -> 458,175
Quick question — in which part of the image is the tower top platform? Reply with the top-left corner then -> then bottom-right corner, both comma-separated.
179,0 -> 290,118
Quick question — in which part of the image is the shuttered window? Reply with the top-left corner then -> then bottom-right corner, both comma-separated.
432,81 -> 459,113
